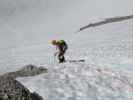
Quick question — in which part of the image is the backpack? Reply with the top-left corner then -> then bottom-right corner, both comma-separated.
58,40 -> 68,50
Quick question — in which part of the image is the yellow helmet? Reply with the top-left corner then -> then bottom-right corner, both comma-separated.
51,40 -> 57,45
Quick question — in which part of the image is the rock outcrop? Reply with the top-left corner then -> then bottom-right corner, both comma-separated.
4,64 -> 47,78
0,76 -> 32,100
0,64 -> 47,100
78,14 -> 133,32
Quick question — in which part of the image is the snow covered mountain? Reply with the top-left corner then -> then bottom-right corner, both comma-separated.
0,0 -> 133,100
16,18 -> 133,100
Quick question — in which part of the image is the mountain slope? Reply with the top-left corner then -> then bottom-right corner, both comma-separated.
0,0 -> 133,100
15,17 -> 133,100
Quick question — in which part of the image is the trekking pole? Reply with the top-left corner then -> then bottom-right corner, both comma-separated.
54,52 -> 58,64
53,54 -> 56,64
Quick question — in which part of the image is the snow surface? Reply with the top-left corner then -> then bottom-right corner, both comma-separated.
1,0 -> 133,100
18,63 -> 133,100
17,19 -> 133,100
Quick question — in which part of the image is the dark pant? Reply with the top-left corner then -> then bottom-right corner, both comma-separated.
58,52 -> 65,63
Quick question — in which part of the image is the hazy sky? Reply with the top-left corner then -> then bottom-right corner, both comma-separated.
0,0 -> 133,49
0,0 -> 133,29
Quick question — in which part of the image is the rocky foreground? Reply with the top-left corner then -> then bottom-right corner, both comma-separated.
0,64 -> 47,100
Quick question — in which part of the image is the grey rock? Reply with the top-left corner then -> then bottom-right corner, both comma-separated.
31,92 -> 43,100
0,76 -> 32,100
4,64 -> 47,78
0,64 -> 47,100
